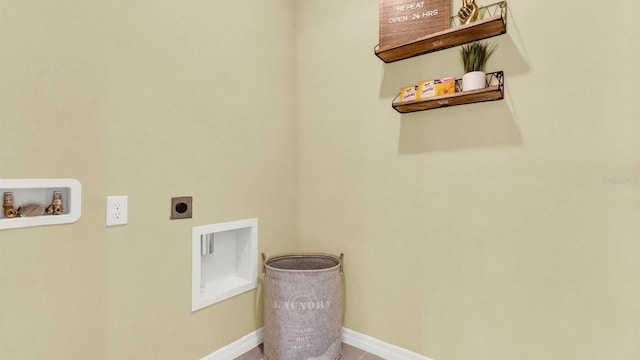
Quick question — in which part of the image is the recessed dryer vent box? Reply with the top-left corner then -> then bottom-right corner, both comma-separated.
191,218 -> 258,311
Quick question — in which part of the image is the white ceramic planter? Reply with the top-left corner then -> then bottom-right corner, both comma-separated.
462,71 -> 486,91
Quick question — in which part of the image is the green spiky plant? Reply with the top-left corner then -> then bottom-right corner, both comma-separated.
460,41 -> 498,73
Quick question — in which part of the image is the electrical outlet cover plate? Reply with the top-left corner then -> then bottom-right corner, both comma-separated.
106,195 -> 128,226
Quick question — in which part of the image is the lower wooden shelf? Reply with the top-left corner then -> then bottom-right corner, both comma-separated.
392,71 -> 504,114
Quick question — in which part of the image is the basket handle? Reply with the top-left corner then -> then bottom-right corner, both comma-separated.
340,253 -> 344,275
261,252 -> 266,276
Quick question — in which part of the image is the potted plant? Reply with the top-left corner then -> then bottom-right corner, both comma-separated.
460,41 -> 498,91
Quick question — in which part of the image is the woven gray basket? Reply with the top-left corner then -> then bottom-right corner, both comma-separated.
263,253 -> 343,360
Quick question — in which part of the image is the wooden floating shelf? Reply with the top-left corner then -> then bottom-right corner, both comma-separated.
392,71 -> 504,114
375,1 -> 507,63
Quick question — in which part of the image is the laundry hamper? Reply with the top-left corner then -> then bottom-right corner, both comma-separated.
263,253 -> 343,360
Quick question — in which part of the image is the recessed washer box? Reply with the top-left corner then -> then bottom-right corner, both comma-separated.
0,179 -> 81,230
191,218 -> 258,311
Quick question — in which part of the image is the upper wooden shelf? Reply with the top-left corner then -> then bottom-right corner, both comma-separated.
375,1 -> 507,63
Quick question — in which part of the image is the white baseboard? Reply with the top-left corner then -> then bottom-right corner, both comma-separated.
200,328 -> 263,360
342,327 -> 433,360
200,326 -> 432,360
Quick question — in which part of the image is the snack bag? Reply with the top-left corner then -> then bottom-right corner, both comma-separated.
434,77 -> 455,96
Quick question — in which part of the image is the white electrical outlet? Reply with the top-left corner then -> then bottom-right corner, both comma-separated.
106,196 -> 128,226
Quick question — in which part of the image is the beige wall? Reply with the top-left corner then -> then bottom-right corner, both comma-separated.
2,1 -> 640,360
1,1 -> 296,359
296,1 -> 640,360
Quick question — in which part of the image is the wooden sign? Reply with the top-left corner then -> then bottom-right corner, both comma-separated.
379,0 -> 450,51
